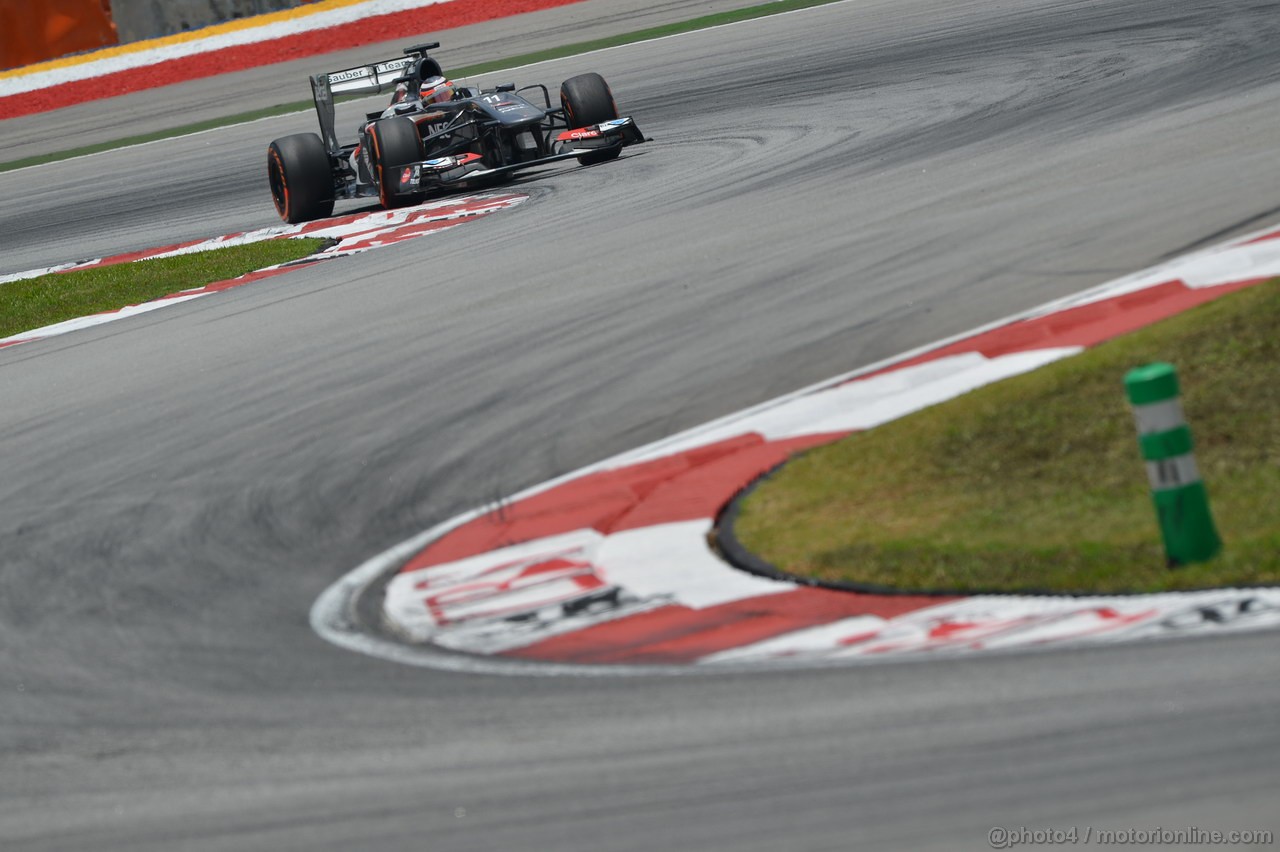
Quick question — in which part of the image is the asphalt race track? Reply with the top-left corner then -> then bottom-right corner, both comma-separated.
3,0 -> 1280,849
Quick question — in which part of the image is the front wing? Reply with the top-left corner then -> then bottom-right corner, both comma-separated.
387,117 -> 645,196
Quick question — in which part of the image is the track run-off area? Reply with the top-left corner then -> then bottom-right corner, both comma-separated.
2,0 -> 1279,850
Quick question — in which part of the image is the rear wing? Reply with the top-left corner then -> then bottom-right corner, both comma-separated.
324,56 -> 416,96
310,56 -> 416,155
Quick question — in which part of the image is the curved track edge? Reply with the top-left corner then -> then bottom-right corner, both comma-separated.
312,221 -> 1280,674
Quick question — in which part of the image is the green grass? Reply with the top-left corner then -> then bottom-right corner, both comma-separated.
0,238 -> 328,339
734,279 -> 1280,595
0,0 -> 846,173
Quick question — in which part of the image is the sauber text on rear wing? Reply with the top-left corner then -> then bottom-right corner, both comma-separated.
325,57 -> 415,95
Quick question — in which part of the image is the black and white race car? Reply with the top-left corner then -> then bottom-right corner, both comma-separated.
267,42 -> 646,223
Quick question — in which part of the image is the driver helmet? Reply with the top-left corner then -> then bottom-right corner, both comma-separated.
419,76 -> 455,105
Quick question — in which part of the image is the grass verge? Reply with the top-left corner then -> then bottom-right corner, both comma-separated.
733,279 -> 1280,594
0,238 -> 327,339
0,0 -> 845,173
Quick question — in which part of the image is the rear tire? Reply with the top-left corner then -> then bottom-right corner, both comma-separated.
560,73 -> 621,165
368,117 -> 425,209
267,133 -> 335,224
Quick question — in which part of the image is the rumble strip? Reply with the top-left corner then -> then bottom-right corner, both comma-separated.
313,224 -> 1280,673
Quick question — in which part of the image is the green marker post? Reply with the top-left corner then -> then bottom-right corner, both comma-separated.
1123,362 -> 1221,566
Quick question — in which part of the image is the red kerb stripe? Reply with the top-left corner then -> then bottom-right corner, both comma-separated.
504,588 -> 955,664
0,0 -> 590,119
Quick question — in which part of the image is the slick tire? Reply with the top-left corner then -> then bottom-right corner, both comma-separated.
368,117 -> 425,209
560,73 -> 621,166
268,133 -> 335,224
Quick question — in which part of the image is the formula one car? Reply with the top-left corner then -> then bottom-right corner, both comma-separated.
267,42 -> 645,223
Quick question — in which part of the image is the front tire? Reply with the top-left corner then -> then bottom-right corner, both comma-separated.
368,117 -> 425,209
560,73 -> 621,165
267,133 -> 335,224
